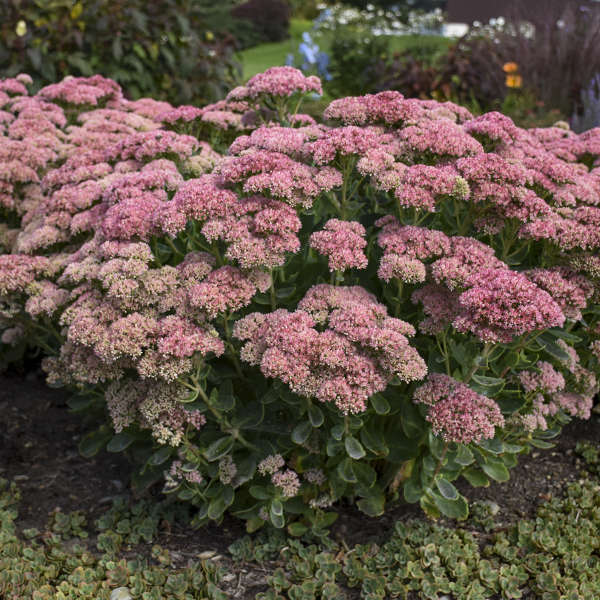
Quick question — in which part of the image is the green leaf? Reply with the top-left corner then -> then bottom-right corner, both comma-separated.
546,327 -> 581,344
276,286 -> 295,300
435,477 -> 459,500
360,424 -> 389,457
404,478 -> 423,503
291,421 -> 312,445
536,334 -> 571,362
337,458 -> 357,483
471,374 -> 505,397
288,522 -> 308,537
106,432 -> 135,453
357,494 -> 385,517
386,436 -> 420,463
271,499 -> 283,516
400,401 -> 424,439
480,460 -> 510,482
345,436 -> 366,460
454,445 -> 474,466
430,490 -> 469,520
331,424 -> 344,441
308,404 -> 324,428
529,438 -> 555,449
478,437 -> 503,454
420,494 -> 441,519
462,467 -> 490,487
370,394 -> 390,415
216,379 -> 235,411
249,486 -> 270,500
204,436 -> 234,462
67,395 -> 95,412
352,462 -> 376,489
207,488 -> 234,521
79,429 -> 111,458
148,446 -> 173,466
178,488 -> 196,501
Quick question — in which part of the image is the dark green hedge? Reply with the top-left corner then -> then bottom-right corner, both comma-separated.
0,0 -> 241,105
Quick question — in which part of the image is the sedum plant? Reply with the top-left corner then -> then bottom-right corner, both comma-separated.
0,68 -> 599,533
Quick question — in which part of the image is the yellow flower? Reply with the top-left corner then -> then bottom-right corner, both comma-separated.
503,62 -> 519,74
15,20 -> 27,37
505,74 -> 523,89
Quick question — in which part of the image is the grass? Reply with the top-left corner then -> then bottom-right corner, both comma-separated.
239,19 -> 451,82
239,19 -> 313,80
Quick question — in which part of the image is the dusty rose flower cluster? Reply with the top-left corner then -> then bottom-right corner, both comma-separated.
235,285 -> 426,414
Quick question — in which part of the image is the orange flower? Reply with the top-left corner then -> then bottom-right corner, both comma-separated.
505,74 -> 523,88
503,62 -> 519,74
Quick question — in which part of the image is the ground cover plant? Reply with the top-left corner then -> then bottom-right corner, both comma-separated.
0,398 -> 599,600
0,68 -> 599,538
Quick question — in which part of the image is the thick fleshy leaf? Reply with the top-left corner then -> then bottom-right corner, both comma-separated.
345,435 -> 366,460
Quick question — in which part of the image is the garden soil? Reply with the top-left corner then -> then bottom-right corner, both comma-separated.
1,369 -> 599,599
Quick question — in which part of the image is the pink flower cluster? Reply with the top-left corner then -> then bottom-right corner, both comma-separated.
309,219 -> 368,271
38,75 -> 123,106
235,285 -> 426,414
524,267 -> 594,321
518,349 -> 597,431
227,67 -> 322,100
217,148 -> 342,209
413,373 -> 504,444
324,91 -> 472,127
174,176 -> 302,268
454,268 -> 565,343
45,237 -> 230,386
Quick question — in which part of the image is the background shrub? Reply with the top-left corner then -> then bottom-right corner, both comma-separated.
0,0 -> 240,105
232,0 -> 292,46
326,31 -> 390,97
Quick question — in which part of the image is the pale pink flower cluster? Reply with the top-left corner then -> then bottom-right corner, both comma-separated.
105,130 -> 199,162
165,460 -> 204,488
0,254 -> 51,294
413,373 -> 504,444
38,75 -> 123,106
218,455 -> 238,485
105,380 -> 206,446
464,112 -> 520,146
309,219 -> 368,271
305,126 -> 383,165
519,361 -> 566,394
257,455 -> 300,497
272,469 -> 301,497
174,176 -> 302,268
227,67 -> 322,100
398,119 -> 483,158
48,237 -> 227,386
258,454 -> 285,475
394,165 -> 468,212
235,285 -> 426,414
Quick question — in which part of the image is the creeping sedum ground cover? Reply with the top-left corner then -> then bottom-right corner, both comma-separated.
0,68 -> 599,532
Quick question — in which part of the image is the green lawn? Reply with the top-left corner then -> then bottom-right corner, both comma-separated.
239,19 -> 451,82
239,19 -> 313,80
